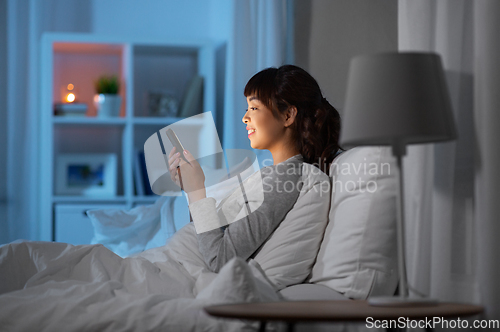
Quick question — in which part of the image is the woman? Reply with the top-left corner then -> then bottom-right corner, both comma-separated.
168,65 -> 341,273
0,65 -> 341,331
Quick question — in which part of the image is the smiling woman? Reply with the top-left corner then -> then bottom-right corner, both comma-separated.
166,64 -> 342,273
243,65 -> 342,173
243,95 -> 299,164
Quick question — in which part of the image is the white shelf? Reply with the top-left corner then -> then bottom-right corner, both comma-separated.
53,196 -> 128,203
52,116 -> 206,126
53,116 -> 127,125
39,33 -> 219,242
131,196 -> 160,204
132,117 -> 205,126
53,195 -> 184,204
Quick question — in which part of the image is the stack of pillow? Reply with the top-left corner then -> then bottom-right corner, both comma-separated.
251,146 -> 399,299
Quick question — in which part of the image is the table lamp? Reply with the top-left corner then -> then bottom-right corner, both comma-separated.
340,52 -> 457,306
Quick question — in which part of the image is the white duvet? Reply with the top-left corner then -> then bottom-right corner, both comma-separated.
0,223 -> 281,332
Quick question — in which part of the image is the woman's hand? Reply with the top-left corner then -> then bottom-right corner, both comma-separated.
168,147 -> 206,203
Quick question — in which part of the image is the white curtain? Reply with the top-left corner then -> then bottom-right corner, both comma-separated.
473,0 -> 500,322
6,0 -> 39,242
400,0 -> 500,322
5,0 -> 92,243
223,0 -> 290,165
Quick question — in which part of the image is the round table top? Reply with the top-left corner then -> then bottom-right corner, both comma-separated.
204,300 -> 484,322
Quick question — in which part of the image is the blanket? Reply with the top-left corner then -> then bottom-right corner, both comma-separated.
0,223 -> 281,332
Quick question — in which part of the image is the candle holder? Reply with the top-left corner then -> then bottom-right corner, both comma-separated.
54,83 -> 87,116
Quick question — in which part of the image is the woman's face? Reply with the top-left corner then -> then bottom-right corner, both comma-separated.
242,96 -> 287,151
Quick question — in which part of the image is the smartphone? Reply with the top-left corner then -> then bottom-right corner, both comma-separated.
166,128 -> 190,164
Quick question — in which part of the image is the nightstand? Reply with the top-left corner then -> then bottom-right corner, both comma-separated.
205,300 -> 484,332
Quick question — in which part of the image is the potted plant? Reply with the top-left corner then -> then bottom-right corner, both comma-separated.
94,75 -> 122,117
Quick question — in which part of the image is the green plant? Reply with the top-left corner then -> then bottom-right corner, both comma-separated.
94,75 -> 120,94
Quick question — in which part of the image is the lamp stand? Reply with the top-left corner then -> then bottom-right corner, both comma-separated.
368,143 -> 438,307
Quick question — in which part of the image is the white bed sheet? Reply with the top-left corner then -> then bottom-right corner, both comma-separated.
0,223 -> 281,332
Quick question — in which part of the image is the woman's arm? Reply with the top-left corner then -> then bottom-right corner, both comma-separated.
189,159 -> 303,273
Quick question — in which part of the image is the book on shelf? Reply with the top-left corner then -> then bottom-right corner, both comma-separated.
134,150 -> 154,196
178,75 -> 203,118
54,103 -> 88,116
133,149 -> 145,196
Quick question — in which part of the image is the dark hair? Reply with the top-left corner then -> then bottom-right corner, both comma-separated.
244,65 -> 342,175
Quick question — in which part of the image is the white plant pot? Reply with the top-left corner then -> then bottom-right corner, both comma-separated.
95,94 -> 121,117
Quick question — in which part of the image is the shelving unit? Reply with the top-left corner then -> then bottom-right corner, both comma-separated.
39,33 -> 220,243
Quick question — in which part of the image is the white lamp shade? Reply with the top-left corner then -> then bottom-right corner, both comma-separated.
340,52 -> 457,148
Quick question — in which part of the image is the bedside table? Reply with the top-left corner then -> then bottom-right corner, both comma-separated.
204,300 -> 484,332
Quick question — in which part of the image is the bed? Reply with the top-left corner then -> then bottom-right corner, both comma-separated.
0,146 -> 398,331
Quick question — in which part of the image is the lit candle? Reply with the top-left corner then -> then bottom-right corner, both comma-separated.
61,83 -> 77,103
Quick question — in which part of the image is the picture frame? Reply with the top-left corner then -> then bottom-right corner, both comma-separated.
146,89 -> 179,117
55,153 -> 117,196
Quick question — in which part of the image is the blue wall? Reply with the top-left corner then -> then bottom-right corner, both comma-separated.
90,0 -> 232,142
93,0 -> 213,39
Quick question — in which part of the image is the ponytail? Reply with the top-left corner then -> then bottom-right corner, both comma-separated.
293,96 -> 342,175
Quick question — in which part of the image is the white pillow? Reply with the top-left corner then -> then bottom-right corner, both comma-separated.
308,146 -> 399,299
87,196 -> 186,257
253,163 -> 331,290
